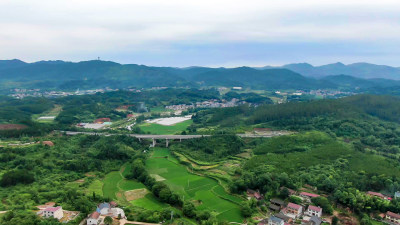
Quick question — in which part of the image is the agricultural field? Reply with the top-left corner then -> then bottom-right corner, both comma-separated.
31,105 -> 62,123
87,164 -> 167,210
146,148 -> 244,222
138,119 -> 192,135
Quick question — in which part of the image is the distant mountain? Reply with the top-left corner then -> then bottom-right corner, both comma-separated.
1,59 -> 400,93
0,60 -> 336,91
259,62 -> 400,80
0,59 -> 27,70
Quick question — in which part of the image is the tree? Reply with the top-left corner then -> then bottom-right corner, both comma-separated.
312,196 -> 333,215
182,202 -> 196,218
104,216 -> 113,225
240,203 -> 253,217
332,216 -> 339,225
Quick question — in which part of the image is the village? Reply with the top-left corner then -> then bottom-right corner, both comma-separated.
245,187 -> 400,225
35,201 -> 150,225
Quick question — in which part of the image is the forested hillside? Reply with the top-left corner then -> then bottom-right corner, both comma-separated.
3,60 -> 400,93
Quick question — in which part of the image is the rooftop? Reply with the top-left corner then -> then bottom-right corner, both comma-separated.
300,192 -> 320,198
44,206 -> 62,212
387,211 -> 400,219
90,211 -> 100,219
287,202 -> 302,210
308,205 -> 322,212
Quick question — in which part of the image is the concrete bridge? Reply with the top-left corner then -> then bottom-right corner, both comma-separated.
61,131 -> 289,147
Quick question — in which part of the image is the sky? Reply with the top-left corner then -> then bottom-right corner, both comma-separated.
1,0 -> 400,67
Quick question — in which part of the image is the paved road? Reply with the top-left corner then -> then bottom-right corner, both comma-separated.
60,131 -> 288,139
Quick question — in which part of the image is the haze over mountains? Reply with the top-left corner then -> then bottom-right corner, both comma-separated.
276,62 -> 400,80
1,59 -> 400,93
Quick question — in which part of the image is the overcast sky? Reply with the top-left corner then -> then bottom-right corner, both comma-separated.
1,0 -> 400,67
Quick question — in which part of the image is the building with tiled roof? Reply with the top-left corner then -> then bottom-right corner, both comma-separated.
386,211 -> 400,224
87,211 -> 100,225
305,205 -> 322,217
43,206 -> 63,220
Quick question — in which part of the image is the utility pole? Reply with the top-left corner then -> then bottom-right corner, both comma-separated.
171,210 -> 174,221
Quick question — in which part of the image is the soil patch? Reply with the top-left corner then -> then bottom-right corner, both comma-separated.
125,188 -> 149,201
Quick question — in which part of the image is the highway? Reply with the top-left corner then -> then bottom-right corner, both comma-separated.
61,131 -> 289,139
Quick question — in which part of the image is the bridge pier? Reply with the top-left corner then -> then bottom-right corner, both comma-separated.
166,139 -> 169,147
152,138 -> 156,147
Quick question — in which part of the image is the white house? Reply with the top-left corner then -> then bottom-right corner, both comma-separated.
87,211 -> 100,225
305,205 -> 322,217
111,208 -> 126,219
43,206 -> 63,220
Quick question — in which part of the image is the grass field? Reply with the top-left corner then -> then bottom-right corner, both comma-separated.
103,171 -> 123,199
32,105 -> 62,123
146,148 -> 244,222
86,179 -> 103,196
97,165 -> 166,209
138,119 -> 192,135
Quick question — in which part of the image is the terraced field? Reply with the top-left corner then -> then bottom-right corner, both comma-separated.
146,148 -> 244,222
86,164 -> 166,210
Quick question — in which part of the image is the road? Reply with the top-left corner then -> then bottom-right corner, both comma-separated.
60,131 -> 289,139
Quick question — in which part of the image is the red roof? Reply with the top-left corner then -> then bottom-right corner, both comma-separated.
90,211 -> 100,219
300,192 -> 320,198
387,211 -> 400,219
308,205 -> 322,212
45,206 -> 61,212
288,203 -> 302,210
367,191 -> 386,198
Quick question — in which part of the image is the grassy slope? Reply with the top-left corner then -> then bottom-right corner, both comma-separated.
146,148 -> 243,222
138,120 -> 192,135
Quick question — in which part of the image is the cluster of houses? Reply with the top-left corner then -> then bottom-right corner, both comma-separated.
36,201 -> 125,225
165,98 -> 245,111
249,187 -> 400,225
247,189 -> 324,225
87,201 -> 126,225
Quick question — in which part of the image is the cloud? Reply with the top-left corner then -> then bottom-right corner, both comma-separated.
0,0 -> 399,66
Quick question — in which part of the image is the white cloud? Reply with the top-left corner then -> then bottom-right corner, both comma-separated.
0,0 -> 400,65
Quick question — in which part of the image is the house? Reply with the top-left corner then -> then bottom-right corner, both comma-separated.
305,205 -> 322,217
43,206 -> 63,220
386,211 -> 400,224
268,216 -> 284,225
87,211 -> 100,225
300,192 -> 320,202
283,203 -> 303,218
97,202 -> 111,215
274,213 -> 292,223
367,191 -> 389,200
247,189 -> 263,200
269,199 -> 285,211
302,216 -> 322,225
110,207 -> 126,218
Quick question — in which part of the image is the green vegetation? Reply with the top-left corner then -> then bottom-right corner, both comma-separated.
144,148 -> 244,222
138,120 -> 193,135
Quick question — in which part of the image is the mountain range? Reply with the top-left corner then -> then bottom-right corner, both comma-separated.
263,62 -> 400,80
1,59 -> 400,93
